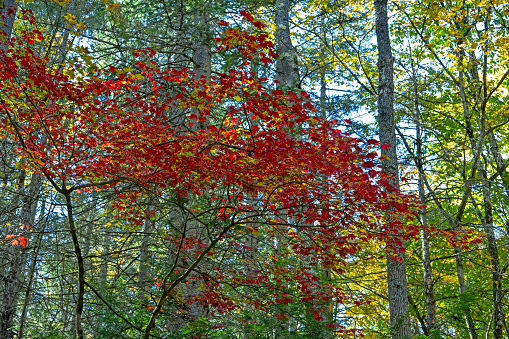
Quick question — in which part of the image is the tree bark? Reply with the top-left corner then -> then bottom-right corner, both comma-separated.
0,173 -> 41,339
182,7 -> 212,326
412,57 -> 436,332
319,10 -> 327,118
275,0 -> 299,89
94,230 -> 110,331
63,191 -> 85,339
374,1 -> 411,338
0,4 -> 22,336
479,164 -> 506,339
0,0 -> 17,52
138,202 -> 155,302
17,197 -> 46,339
192,9 -> 211,130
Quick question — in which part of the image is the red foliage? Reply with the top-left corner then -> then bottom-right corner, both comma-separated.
5,224 -> 30,247
0,11 -> 420,334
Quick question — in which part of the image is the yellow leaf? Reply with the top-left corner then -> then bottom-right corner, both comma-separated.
64,13 -> 76,24
75,22 -> 87,30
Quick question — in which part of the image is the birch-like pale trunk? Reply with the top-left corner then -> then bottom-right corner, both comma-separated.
410,49 -> 436,332
417,120 -> 436,334
374,1 -> 411,338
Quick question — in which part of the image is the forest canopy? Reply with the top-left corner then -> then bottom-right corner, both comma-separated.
0,0 -> 506,339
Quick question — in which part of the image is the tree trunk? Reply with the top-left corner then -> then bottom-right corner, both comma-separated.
319,11 -> 326,119
0,0 -> 17,52
374,1 -> 411,338
62,191 -> 85,339
275,0 -> 299,89
81,199 -> 98,271
165,209 -> 187,332
479,166 -> 506,339
17,197 -> 46,339
138,202 -> 155,302
192,10 -> 211,130
0,173 -> 41,339
179,8 -> 212,327
0,4 -> 22,336
95,230 -> 110,332
413,63 -> 436,333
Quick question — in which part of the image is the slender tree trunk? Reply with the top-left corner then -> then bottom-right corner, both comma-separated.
81,199 -> 97,270
452,231 -> 478,339
418,163 -> 436,334
95,230 -> 110,331
319,11 -> 326,119
55,0 -> 74,70
477,13 -> 506,337
241,197 -> 260,338
413,62 -> 436,333
452,46 -> 482,339
63,191 -> 85,339
320,70 -> 326,118
138,202 -> 155,302
374,1 -> 411,338
479,166 -> 506,339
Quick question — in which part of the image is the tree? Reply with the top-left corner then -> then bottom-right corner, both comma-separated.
374,0 -> 411,337
388,1 -> 509,337
0,10 -> 419,338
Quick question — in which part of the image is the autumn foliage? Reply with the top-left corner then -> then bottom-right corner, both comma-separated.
0,9 -> 422,336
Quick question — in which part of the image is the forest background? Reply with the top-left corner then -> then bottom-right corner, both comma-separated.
0,0 -> 507,338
